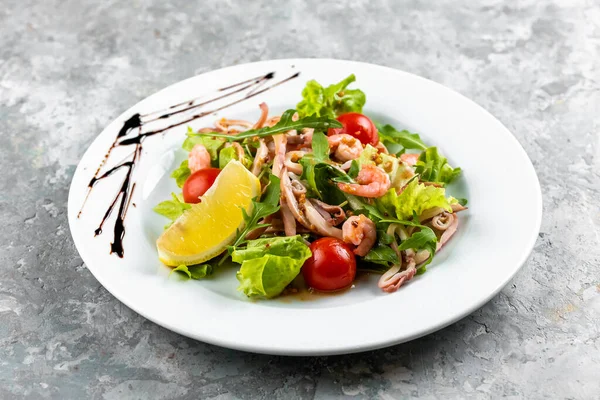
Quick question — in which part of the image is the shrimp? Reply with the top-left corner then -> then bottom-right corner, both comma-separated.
375,142 -> 389,154
188,144 -> 211,174
342,215 -> 376,256
327,134 -> 363,162
400,153 -> 419,166
337,164 -> 391,198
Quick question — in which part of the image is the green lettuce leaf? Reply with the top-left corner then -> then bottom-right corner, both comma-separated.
296,74 -> 366,118
322,74 -> 366,116
218,146 -> 237,169
375,179 -> 452,220
171,264 -> 213,280
182,127 -> 226,160
296,80 -> 325,118
218,146 -> 252,170
171,160 -> 191,188
233,235 -> 312,298
415,147 -> 462,184
153,193 -> 191,226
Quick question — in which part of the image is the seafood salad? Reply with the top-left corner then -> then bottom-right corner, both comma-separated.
154,75 -> 467,299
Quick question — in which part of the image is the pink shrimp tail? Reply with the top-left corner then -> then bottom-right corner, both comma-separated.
188,144 -> 211,173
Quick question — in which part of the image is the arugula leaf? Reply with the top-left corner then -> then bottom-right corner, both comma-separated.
363,244 -> 400,266
298,157 -> 318,196
260,173 -> 281,207
230,174 -> 281,248
233,236 -> 312,298
191,110 -> 341,142
182,127 -> 225,159
415,147 -> 462,184
347,160 -> 360,179
375,180 -> 452,221
397,226 -> 437,268
378,231 -> 394,245
380,216 -> 438,269
311,131 -> 330,162
376,123 -> 427,151
397,227 -> 437,252
344,194 -> 385,221
153,193 -> 191,225
296,74 -> 366,118
171,264 -> 213,280
171,160 -> 191,188
379,218 -> 428,228
300,160 -> 350,204
314,164 -> 350,204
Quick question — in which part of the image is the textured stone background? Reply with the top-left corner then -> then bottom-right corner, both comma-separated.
1,0 -> 599,399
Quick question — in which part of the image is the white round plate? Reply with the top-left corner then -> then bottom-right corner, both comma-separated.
68,59 -> 542,355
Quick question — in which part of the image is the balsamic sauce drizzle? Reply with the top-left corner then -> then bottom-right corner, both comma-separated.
79,70 -> 300,258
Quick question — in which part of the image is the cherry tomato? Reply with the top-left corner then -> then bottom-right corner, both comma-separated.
182,168 -> 220,203
400,153 -> 419,167
302,237 -> 357,291
327,112 -> 379,146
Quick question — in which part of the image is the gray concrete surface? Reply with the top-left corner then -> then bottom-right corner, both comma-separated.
1,0 -> 599,398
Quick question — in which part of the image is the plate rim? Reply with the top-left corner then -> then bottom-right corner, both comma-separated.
67,58 -> 543,355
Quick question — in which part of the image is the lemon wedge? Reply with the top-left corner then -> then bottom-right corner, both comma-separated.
157,160 -> 260,266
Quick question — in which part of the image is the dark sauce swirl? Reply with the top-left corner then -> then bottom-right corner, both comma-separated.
78,71 -> 300,258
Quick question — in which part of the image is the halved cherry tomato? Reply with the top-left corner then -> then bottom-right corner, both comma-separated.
182,168 -> 220,203
400,153 -> 419,167
302,237 -> 356,291
327,112 -> 379,146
